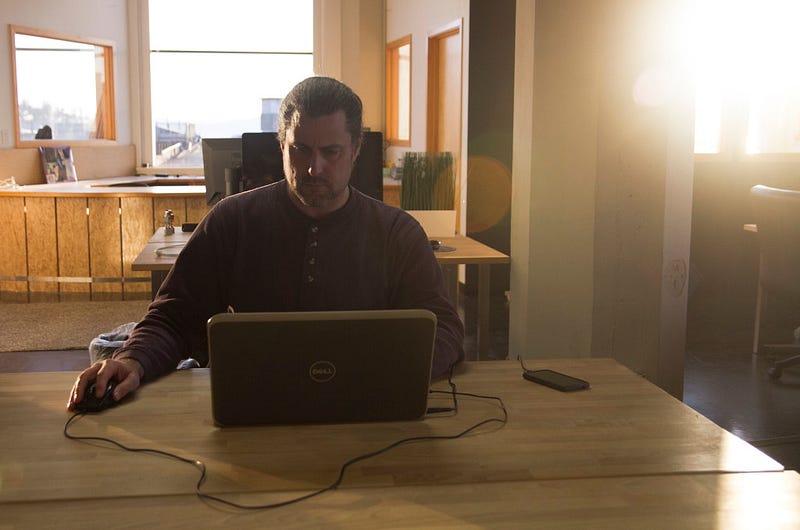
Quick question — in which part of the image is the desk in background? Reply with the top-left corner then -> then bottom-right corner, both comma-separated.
133,228 -> 510,360
2,359 -> 798,527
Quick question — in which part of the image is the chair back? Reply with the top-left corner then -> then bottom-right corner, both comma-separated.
751,184 -> 800,297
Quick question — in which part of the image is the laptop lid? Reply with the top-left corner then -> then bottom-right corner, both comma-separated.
207,309 -> 437,426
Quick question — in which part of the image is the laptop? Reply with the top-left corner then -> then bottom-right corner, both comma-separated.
206,309 -> 437,426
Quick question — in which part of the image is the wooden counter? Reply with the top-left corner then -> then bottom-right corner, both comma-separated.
0,175 -> 205,198
0,177 -> 208,302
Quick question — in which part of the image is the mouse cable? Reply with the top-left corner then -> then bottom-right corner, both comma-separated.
63,381 -> 507,511
154,244 -> 184,257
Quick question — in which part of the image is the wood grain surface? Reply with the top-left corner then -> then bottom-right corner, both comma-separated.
0,196 -> 27,300
0,359 -> 782,507
25,197 -> 58,297
56,197 -> 90,297
88,197 -> 122,298
3,472 -> 799,529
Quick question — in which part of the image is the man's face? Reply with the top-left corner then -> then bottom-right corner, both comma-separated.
281,110 -> 360,218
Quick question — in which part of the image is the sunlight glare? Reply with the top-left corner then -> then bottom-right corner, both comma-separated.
693,0 -> 800,154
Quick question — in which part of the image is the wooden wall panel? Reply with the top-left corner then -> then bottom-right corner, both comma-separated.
0,149 -> 41,186
71,145 -> 136,180
0,145 -> 136,186
153,197 -> 187,230
0,197 -> 27,301
121,197 -> 154,296
56,197 -> 90,300
186,197 -> 209,224
88,198 -> 122,300
25,197 -> 58,301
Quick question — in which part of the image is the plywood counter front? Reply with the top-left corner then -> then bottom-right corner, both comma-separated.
0,177 -> 208,302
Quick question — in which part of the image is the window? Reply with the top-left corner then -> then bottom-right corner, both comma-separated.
147,0 -> 314,168
10,25 -> 115,147
693,0 -> 800,154
386,35 -> 411,146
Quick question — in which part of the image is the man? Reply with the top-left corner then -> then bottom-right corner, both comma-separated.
68,76 -> 464,410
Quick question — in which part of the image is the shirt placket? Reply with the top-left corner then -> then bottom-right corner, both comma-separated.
300,224 -> 320,304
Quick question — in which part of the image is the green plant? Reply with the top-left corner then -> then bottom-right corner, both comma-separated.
400,151 -> 455,210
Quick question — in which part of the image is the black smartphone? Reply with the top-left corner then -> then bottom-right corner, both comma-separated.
523,369 -> 590,392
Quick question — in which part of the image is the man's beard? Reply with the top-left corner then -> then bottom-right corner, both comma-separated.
292,177 -> 339,207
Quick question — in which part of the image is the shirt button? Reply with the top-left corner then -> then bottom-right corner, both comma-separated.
309,257 -> 316,265
307,275 -> 315,283
311,226 -> 319,233
309,241 -> 318,248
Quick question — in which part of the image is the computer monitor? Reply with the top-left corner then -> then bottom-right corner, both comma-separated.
352,131 -> 384,201
242,132 -> 284,190
202,137 -> 242,205
239,130 -> 383,201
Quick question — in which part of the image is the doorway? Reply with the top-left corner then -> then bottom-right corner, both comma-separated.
426,19 -> 463,232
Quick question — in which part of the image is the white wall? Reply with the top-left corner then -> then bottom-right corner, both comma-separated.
0,0 -> 131,148
512,0 -> 695,397
314,0 -> 385,133
513,0 -> 600,362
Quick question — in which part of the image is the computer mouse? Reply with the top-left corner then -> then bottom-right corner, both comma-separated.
430,239 -> 441,251
74,380 -> 118,413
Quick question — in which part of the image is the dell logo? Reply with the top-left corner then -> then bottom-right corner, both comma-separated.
309,360 -> 336,383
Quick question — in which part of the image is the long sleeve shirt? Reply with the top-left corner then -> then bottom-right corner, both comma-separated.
113,181 -> 464,380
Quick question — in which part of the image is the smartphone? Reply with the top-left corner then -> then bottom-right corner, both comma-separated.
523,369 -> 590,392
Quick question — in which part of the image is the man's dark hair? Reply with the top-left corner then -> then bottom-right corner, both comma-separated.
278,76 -> 363,147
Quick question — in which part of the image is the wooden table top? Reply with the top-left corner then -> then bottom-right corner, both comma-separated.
435,235 -> 510,265
0,176 -> 205,198
132,229 -> 510,272
0,359 -> 782,507
131,227 -> 193,271
5,471 -> 799,528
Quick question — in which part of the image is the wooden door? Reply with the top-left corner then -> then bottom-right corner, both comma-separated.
427,20 -> 463,231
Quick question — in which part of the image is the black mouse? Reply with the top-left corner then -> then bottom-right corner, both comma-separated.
75,380 -> 118,413
430,239 -> 441,251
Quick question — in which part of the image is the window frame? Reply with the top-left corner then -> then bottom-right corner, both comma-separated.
9,24 -> 117,148
386,35 -> 412,147
132,2 -> 314,173
694,98 -> 800,164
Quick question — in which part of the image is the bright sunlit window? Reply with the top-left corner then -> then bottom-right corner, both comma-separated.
148,0 -> 314,168
693,0 -> 800,154
11,27 -> 115,146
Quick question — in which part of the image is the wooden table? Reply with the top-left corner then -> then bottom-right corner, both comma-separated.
133,229 -> 510,360
436,235 -> 510,360
130,227 -> 193,298
2,359 -> 798,527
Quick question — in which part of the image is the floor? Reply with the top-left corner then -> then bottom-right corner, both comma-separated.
2,290 -> 797,471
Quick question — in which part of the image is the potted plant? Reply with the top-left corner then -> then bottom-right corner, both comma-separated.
400,151 -> 456,236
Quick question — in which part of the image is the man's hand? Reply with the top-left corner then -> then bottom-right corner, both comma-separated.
67,358 -> 143,411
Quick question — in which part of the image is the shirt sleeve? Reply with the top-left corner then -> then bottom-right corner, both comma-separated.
387,216 -> 465,379
112,206 -> 231,381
